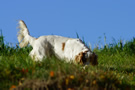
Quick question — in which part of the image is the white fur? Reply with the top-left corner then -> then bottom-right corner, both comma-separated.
17,20 -> 97,65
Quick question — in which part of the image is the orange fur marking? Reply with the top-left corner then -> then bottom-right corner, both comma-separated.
62,43 -> 65,51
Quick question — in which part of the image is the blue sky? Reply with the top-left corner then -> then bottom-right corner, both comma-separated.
0,0 -> 135,48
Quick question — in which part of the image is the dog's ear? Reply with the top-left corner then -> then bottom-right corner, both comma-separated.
75,52 -> 87,65
90,53 -> 98,66
75,52 -> 83,65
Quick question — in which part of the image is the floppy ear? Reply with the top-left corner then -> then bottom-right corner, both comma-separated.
75,52 -> 83,64
75,52 -> 87,65
90,53 -> 98,66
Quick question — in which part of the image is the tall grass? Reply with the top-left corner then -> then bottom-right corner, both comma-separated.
0,30 -> 4,52
0,31 -> 135,89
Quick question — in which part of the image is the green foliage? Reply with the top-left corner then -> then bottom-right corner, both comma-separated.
0,30 -> 5,53
94,37 -> 135,56
0,31 -> 135,89
123,37 -> 135,55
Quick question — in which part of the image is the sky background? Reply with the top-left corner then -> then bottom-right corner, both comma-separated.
0,0 -> 135,48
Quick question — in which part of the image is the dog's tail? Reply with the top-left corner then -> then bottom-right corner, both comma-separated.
17,20 -> 35,48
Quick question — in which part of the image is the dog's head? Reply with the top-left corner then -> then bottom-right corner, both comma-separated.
75,51 -> 98,66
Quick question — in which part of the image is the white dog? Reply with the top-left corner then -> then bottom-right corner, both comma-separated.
17,20 -> 98,65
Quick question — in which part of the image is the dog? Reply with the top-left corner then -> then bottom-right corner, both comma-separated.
17,20 -> 98,66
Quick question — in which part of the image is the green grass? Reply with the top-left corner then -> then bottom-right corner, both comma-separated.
0,31 -> 135,90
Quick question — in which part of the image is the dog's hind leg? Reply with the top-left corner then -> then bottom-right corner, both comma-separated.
29,49 -> 36,60
29,50 -> 44,61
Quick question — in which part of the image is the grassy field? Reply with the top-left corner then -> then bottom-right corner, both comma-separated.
0,32 -> 135,90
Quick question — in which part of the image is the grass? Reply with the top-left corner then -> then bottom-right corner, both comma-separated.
0,31 -> 135,90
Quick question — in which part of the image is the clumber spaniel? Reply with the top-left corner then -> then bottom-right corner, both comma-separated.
17,20 -> 98,66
